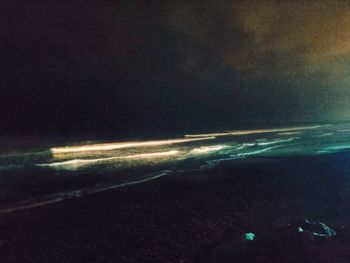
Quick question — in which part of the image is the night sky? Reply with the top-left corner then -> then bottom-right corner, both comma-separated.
2,0 -> 350,138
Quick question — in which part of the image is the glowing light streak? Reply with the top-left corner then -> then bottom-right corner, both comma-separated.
51,137 -> 215,154
190,145 -> 228,154
277,131 -> 301,135
318,143 -> 350,153
184,125 -> 322,138
243,143 -> 256,147
38,150 -> 180,167
236,145 -> 283,157
315,133 -> 333,138
256,137 -> 297,146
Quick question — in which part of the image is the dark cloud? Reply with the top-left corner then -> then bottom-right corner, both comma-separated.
1,0 -> 349,137
164,0 -> 350,75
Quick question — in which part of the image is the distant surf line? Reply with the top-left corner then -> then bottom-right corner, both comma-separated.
37,150 -> 180,168
184,125 -> 323,138
51,137 -> 215,154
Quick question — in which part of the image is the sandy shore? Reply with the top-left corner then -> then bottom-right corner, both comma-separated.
1,153 -> 350,262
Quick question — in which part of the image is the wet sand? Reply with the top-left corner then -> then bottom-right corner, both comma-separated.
1,153 -> 350,262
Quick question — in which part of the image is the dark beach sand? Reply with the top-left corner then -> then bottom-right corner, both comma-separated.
1,153 -> 350,263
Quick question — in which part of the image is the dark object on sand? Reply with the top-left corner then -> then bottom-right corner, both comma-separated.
297,219 -> 336,240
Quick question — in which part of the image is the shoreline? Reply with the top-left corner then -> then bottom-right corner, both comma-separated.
1,153 -> 350,262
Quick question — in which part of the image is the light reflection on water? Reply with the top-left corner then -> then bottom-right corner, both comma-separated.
1,123 -> 350,213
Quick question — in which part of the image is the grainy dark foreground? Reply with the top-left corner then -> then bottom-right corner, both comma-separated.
1,153 -> 350,263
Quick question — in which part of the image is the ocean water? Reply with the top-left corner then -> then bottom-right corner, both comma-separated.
0,123 -> 349,213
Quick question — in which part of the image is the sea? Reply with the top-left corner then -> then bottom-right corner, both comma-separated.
0,123 -> 349,214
